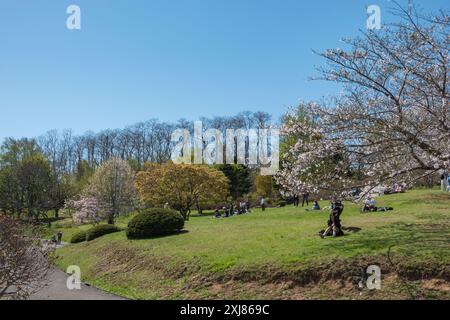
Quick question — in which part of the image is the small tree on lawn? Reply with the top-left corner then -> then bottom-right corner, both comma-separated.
85,158 -> 137,224
136,163 -> 229,220
65,196 -> 102,225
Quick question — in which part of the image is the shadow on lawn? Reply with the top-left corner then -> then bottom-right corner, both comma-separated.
336,222 -> 450,252
129,229 -> 190,241
342,226 -> 362,233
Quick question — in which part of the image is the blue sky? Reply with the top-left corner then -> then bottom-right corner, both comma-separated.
0,0 -> 448,140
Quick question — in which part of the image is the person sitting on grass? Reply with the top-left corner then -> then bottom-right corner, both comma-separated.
312,201 -> 321,210
319,199 -> 344,238
246,199 -> 251,213
239,201 -> 247,214
306,201 -> 321,211
223,206 -> 230,218
377,206 -> 394,212
361,196 -> 394,213
228,203 -> 235,216
394,184 -> 406,193
214,207 -> 222,218
362,196 -> 377,212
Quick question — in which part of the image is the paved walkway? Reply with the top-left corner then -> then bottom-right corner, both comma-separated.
28,267 -> 127,300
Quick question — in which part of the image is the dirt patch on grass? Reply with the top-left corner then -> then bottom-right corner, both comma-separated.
203,274 -> 450,300
422,279 -> 450,292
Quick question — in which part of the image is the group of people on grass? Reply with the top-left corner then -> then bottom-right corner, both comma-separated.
287,187 -> 398,238
213,186 -> 401,238
383,183 -> 407,195
292,191 -> 311,208
214,200 -> 252,218
292,190 -> 322,211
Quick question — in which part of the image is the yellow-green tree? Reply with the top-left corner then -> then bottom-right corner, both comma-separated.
255,175 -> 274,199
136,164 -> 229,220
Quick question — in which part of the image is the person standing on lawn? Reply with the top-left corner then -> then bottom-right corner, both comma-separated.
301,191 -> 310,207
260,197 -> 266,211
293,193 -> 299,207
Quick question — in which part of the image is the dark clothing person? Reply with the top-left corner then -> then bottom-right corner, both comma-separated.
293,194 -> 299,207
320,200 -> 344,238
312,201 -> 321,211
301,192 -> 310,207
57,231 -> 63,244
362,206 -> 394,213
229,204 -> 235,216
224,206 -> 230,217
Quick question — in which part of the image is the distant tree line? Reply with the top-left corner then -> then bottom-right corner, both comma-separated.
0,111 -> 273,220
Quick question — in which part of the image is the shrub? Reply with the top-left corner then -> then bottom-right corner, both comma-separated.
70,230 -> 87,243
277,200 -> 287,207
127,208 -> 185,239
85,224 -> 121,241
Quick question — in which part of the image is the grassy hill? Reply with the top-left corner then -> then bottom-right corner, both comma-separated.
53,189 -> 450,299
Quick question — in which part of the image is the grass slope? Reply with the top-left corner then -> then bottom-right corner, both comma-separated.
54,189 -> 450,299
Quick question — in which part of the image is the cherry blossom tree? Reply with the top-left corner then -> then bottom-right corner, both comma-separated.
277,4 -> 449,199
65,196 -> 102,225
0,214 -> 52,299
85,158 -> 137,224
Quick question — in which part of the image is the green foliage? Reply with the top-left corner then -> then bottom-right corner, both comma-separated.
0,138 -> 53,220
126,208 -> 185,239
85,224 -> 121,241
75,160 -> 94,191
136,164 -> 229,220
215,164 -> 252,199
70,230 -> 87,243
214,164 -> 251,199
255,175 -> 274,198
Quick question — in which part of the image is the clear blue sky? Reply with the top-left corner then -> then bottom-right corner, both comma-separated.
0,0 -> 447,140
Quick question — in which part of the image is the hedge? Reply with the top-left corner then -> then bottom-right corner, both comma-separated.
85,224 -> 121,241
126,208 -> 184,239
70,230 -> 87,243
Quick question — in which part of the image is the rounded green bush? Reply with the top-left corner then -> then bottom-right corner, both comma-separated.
70,230 -> 87,243
126,208 -> 185,239
85,224 -> 121,241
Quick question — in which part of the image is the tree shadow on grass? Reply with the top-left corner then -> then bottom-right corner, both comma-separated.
335,222 -> 450,254
342,226 -> 362,233
129,229 -> 190,241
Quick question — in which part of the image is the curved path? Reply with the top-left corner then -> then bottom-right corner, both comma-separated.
29,267 -> 127,300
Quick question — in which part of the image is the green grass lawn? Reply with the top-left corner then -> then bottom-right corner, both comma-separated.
53,189 -> 450,300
